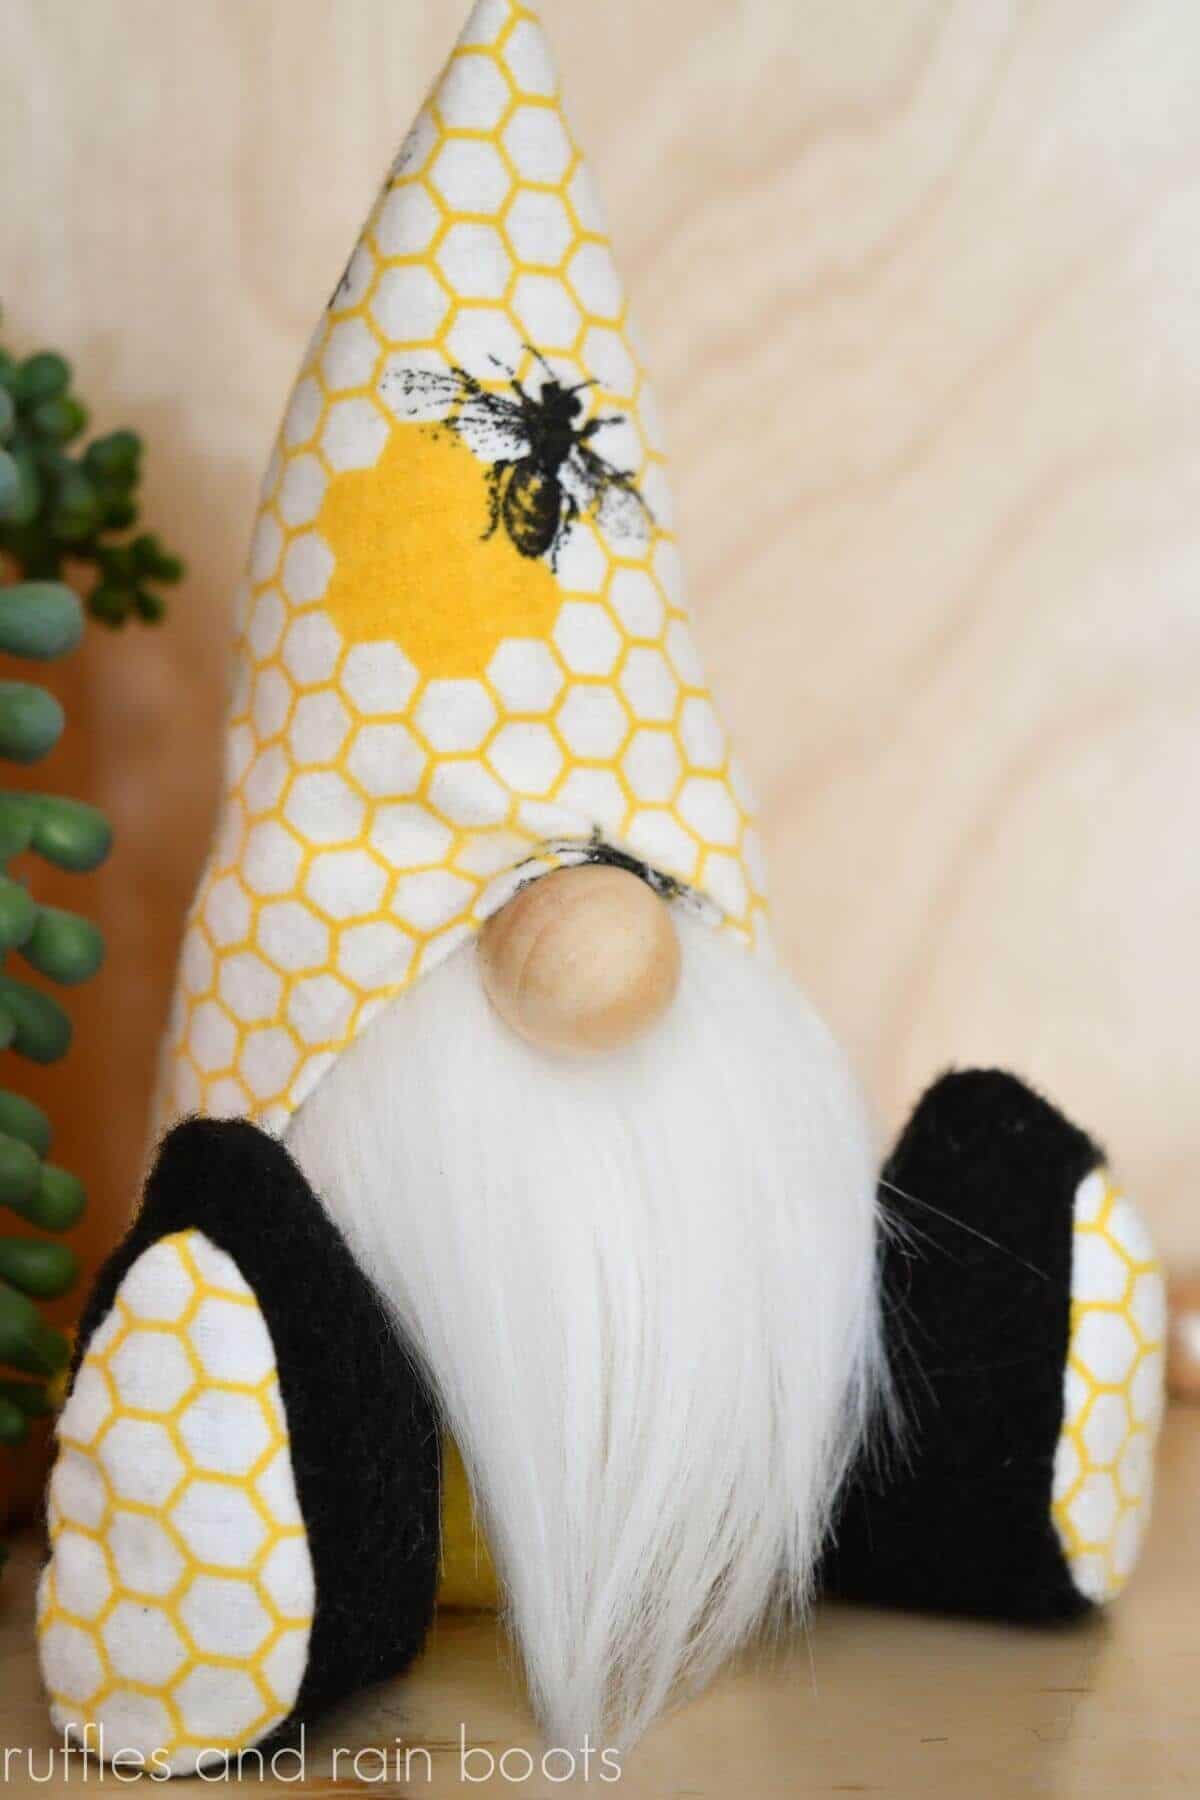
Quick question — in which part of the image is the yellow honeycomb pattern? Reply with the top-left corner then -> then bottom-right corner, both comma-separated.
157,0 -> 769,1136
37,1232 -> 315,1777
1051,1169 -> 1165,1602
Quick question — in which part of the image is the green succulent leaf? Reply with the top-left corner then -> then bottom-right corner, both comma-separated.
30,796 -> 113,871
0,1145 -> 84,1233
99,497 -> 136,531
83,428 -> 140,479
0,452 -> 18,517
133,587 -> 167,623
0,1132 -> 40,1209
0,681 -> 65,763
25,1164 -> 85,1233
20,906 -> 104,985
0,1092 -> 52,1158
0,1394 -> 27,1445
49,467 -> 102,541
0,977 -> 72,1063
87,582 -> 130,625
30,396 -> 88,445
0,582 -> 83,660
0,877 -> 37,951
14,353 -> 70,405
0,1278 -> 70,1375
0,1378 -> 52,1418
0,794 -> 40,864
0,1237 -> 78,1299
2,445 -> 42,526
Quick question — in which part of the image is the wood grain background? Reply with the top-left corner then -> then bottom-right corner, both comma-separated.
2,0 -> 1197,1285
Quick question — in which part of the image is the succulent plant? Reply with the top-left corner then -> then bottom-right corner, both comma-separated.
0,584 -> 106,1445
0,332 -> 182,1564
0,343 -> 183,626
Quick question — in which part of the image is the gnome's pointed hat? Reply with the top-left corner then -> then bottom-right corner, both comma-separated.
160,0 -> 769,1132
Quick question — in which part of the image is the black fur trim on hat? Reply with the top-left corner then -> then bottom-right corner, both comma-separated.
71,1115 -> 441,1736
823,1068 -> 1102,1622
512,828 -> 715,916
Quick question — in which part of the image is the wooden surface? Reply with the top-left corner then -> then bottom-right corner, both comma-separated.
1,1 -> 1197,1320
0,1404 -> 1196,1793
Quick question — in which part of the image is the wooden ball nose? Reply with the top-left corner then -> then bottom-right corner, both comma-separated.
478,863 -> 681,1055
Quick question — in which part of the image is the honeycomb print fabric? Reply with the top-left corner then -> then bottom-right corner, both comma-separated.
37,1232 -> 314,1776
157,0 -> 769,1135
1051,1169 -> 1166,1602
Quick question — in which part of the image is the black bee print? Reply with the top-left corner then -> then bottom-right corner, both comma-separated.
382,347 -> 654,567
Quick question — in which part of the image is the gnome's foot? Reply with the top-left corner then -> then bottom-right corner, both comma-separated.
38,1119 -> 440,1777
824,1070 -> 1166,1620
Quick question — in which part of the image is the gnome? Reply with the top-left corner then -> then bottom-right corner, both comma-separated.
38,0 -> 1165,1777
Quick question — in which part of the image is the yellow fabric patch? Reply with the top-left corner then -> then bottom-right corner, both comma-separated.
438,1436 -> 499,1610
319,424 -> 561,674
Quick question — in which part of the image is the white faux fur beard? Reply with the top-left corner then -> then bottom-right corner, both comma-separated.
286,910 -> 882,1750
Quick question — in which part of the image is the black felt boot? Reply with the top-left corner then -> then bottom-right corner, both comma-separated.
824,1068 -> 1119,1622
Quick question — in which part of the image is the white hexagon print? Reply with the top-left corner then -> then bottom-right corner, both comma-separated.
158,0 -> 769,1133
1050,1171 -> 1165,1602
38,1232 -> 314,1778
